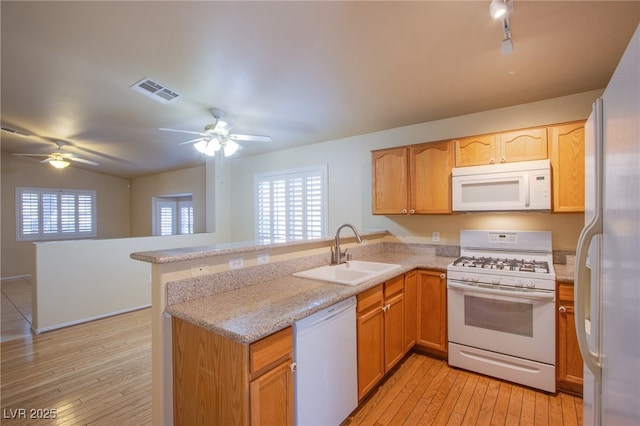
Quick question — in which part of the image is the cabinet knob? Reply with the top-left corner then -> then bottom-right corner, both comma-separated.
559,306 -> 567,313
290,362 -> 297,372
409,209 -> 415,215
402,208 -> 407,214
500,157 -> 506,163
382,303 -> 391,312
440,273 -> 446,279
489,158 -> 496,164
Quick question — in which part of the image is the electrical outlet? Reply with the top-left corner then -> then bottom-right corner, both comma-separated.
432,231 -> 440,242
229,258 -> 244,270
257,254 -> 270,265
191,264 -> 209,276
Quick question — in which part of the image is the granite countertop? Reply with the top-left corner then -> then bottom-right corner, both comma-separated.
166,251 -> 454,344
165,249 -> 575,345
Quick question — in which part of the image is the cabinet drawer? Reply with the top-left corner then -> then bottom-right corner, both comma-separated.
558,282 -> 574,303
250,327 -> 293,377
357,284 -> 383,313
384,275 -> 404,298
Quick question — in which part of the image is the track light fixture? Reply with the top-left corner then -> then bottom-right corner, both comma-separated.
489,0 -> 512,20
490,0 -> 515,55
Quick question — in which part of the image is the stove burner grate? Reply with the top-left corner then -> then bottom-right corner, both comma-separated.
452,256 -> 550,274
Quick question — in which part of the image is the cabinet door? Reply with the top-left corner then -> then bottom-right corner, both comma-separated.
557,282 -> 584,396
250,359 -> 294,426
410,141 -> 454,214
549,121 -> 586,213
416,270 -> 447,358
372,147 -> 409,214
357,286 -> 385,400
454,134 -> 498,167
499,127 -> 548,163
384,290 -> 405,372
404,270 -> 417,352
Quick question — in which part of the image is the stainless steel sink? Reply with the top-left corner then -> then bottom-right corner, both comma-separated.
293,261 -> 402,286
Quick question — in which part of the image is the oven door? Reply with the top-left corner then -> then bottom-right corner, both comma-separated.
447,279 -> 556,364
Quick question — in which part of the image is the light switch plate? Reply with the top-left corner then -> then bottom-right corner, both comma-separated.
257,254 -> 270,265
432,231 -> 440,242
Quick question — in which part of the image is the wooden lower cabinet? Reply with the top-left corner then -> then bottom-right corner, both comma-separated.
557,281 -> 584,396
172,317 -> 294,426
416,270 -> 448,358
356,275 -> 407,400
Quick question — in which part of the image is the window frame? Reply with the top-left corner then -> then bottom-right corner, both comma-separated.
152,196 -> 193,236
15,187 -> 97,241
254,164 -> 328,245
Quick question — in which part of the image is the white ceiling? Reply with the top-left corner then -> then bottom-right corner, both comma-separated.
1,1 -> 639,178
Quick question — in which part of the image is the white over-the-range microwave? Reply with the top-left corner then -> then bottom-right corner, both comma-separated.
451,159 -> 551,212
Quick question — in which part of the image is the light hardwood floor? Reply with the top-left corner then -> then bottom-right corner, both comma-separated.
1,281 -> 582,425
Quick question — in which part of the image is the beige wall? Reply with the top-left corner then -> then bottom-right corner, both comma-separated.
129,165 -> 206,237
1,154 -> 130,278
224,90 -> 601,251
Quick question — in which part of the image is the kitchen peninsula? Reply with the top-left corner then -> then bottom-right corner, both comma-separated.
131,232 -> 576,425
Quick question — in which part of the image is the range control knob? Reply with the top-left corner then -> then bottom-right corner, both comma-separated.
462,274 -> 469,281
516,279 -> 524,287
472,275 -> 480,283
526,280 -> 536,288
492,277 -> 502,284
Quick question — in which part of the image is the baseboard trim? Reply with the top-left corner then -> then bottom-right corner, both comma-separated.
32,304 -> 151,334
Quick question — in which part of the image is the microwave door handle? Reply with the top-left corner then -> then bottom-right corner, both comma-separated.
524,174 -> 530,207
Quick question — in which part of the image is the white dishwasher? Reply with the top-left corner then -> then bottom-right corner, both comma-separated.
294,296 -> 357,426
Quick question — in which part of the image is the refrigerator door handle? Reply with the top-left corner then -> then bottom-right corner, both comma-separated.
574,98 -> 603,379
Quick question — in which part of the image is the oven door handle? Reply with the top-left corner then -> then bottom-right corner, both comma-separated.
447,281 -> 555,301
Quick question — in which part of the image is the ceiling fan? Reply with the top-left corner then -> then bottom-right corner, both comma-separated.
12,141 -> 99,169
160,108 -> 271,157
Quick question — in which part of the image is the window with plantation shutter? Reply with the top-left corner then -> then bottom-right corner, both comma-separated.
152,196 -> 193,236
16,187 -> 96,241
255,165 -> 327,244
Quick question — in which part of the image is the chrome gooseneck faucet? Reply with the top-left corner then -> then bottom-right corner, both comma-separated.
331,223 -> 363,265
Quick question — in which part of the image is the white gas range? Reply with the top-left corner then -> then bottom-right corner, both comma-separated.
447,230 -> 557,392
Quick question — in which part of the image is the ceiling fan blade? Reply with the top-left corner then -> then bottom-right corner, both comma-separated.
159,128 -> 208,137
12,153 -> 50,157
69,157 -> 99,166
178,137 -> 208,146
228,134 -> 272,142
40,158 -> 52,163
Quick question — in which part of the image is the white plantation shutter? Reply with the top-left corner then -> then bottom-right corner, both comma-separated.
153,197 -> 193,236
256,166 -> 327,244
16,188 -> 96,241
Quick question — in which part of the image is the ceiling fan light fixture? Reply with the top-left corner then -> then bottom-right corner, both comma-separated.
50,159 -> 70,169
223,140 -> 239,157
194,138 -> 221,157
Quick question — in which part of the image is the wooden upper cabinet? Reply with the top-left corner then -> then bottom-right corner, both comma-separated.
454,134 -> 498,167
410,141 -> 454,214
499,128 -> 548,163
372,141 -> 453,215
549,121 -> 586,213
455,127 -> 547,167
372,147 -> 409,214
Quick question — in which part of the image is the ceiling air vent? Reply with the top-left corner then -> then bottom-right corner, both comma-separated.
130,77 -> 180,104
0,125 -> 30,137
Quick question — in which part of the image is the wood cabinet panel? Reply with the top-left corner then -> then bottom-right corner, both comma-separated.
173,318 -> 294,426
250,359 -> 294,426
549,121 -> 586,212
410,141 -> 454,213
356,284 -> 385,400
372,148 -> 409,214
454,134 -> 498,167
416,270 -> 447,358
499,128 -> 548,163
404,270 -> 417,352
173,316 -> 249,426
557,281 -> 584,396
384,290 -> 405,372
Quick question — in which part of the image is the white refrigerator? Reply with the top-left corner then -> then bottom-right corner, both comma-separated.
575,24 -> 640,426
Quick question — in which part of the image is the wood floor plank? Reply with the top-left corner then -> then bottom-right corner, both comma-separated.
3,310 -> 583,426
